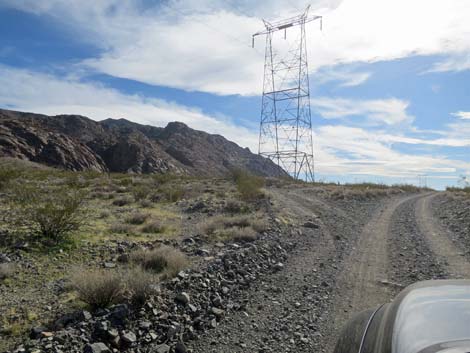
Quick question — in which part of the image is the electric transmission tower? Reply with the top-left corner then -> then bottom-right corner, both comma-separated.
253,6 -> 322,181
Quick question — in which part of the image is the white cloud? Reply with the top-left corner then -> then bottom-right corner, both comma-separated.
452,111 -> 470,120
315,67 -> 372,87
312,97 -> 413,125
0,64 -> 469,184
314,125 -> 470,178
2,0 -> 470,95
430,54 -> 470,73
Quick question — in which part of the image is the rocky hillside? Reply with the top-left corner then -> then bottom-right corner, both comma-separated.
0,109 -> 287,177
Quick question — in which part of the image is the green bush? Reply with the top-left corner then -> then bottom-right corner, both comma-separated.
9,184 -> 86,244
231,169 -> 265,201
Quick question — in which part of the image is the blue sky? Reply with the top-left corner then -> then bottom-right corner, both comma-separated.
0,0 -> 469,189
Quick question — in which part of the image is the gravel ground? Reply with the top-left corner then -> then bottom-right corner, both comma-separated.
6,189 -> 462,353
388,196 -> 447,288
191,189 -> 386,353
432,193 -> 470,261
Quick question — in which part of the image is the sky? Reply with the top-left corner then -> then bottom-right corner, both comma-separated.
0,0 -> 469,189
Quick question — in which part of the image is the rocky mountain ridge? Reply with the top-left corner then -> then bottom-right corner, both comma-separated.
0,109 -> 286,177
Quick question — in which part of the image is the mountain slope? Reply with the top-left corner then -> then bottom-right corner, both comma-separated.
0,109 -> 287,177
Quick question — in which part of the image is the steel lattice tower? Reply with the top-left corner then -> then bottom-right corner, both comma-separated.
253,6 -> 321,181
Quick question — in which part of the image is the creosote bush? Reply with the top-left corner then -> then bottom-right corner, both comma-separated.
129,246 -> 188,278
8,184 -> 86,244
231,169 -> 265,201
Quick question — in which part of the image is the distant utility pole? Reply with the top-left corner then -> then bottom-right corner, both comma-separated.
418,174 -> 428,188
252,6 -> 322,182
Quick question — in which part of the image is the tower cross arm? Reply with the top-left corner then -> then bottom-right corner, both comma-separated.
252,10 -> 322,38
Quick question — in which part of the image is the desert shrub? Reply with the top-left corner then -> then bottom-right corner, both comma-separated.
125,212 -> 150,225
71,269 -> 124,309
109,223 -> 134,234
0,263 -> 14,280
8,184 -> 86,244
129,246 -> 188,277
124,267 -> 157,306
231,169 -> 265,201
141,221 -> 165,234
112,196 -> 133,207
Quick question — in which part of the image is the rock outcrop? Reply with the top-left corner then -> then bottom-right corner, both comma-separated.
0,109 -> 287,177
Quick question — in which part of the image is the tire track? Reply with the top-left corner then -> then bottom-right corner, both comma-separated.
323,194 -> 420,352
416,193 -> 470,278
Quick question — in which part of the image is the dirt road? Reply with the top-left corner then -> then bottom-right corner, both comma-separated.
191,190 -> 469,353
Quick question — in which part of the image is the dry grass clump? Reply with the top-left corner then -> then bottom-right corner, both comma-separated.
124,267 -> 157,305
200,214 -> 268,242
71,267 -> 158,308
129,246 -> 188,278
0,263 -> 15,280
71,269 -> 124,309
125,212 -> 150,225
141,220 -> 165,234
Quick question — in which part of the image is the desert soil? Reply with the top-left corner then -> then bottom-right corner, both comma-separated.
190,191 -> 469,353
